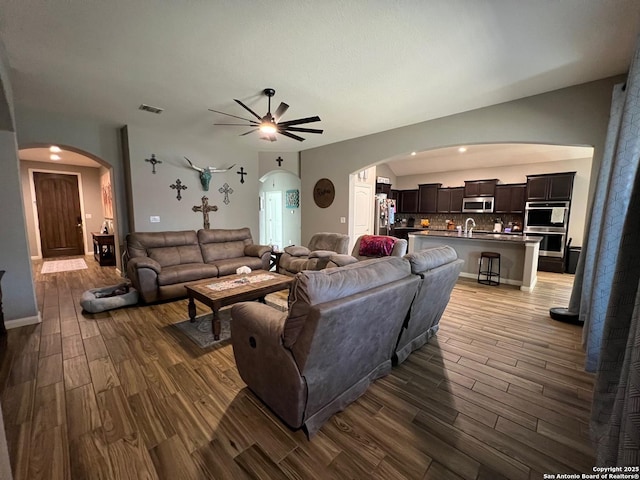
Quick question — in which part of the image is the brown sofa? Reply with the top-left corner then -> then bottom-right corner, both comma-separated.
126,228 -> 271,303
278,232 -> 350,276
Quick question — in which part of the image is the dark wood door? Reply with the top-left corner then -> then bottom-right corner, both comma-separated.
418,184 -> 440,213
436,189 -> 451,213
399,190 -> 418,213
547,173 -> 575,201
34,172 -> 84,258
450,187 -> 464,213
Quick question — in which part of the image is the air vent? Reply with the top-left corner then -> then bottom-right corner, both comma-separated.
139,104 -> 164,114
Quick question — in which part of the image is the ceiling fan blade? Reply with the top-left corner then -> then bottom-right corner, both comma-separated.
240,129 -> 258,136
234,99 -> 263,121
279,130 -> 306,142
214,123 -> 256,126
209,109 -> 259,124
285,126 -> 323,134
278,116 -> 321,127
273,102 -> 289,121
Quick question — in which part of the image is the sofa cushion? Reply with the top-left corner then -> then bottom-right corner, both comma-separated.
127,231 -> 200,259
198,228 -> 254,263
405,245 -> 458,274
157,263 -> 219,286
149,245 -> 205,268
283,256 -> 411,347
212,256 -> 265,276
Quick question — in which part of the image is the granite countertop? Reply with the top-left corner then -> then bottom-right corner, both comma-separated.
408,230 -> 542,244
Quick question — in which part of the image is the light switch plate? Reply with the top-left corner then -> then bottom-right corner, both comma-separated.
150,216 -> 160,223
340,217 -> 346,223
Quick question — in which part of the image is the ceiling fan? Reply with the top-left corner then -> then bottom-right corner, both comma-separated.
209,88 -> 323,142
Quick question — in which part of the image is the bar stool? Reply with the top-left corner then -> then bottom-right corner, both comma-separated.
478,251 -> 500,286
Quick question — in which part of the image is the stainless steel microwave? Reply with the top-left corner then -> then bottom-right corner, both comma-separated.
462,197 -> 494,213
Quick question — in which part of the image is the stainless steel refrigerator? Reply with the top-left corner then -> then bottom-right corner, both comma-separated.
374,194 -> 396,236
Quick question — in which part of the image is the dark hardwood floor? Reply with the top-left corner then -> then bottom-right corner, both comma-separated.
0,256 -> 593,479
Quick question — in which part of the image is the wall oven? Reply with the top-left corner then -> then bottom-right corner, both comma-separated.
524,232 -> 567,258
524,201 -> 570,258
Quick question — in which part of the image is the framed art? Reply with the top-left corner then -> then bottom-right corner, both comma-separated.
286,189 -> 300,209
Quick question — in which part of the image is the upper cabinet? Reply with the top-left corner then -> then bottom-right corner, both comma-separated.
437,187 -> 465,213
418,183 -> 441,213
494,184 -> 526,213
464,179 -> 498,197
398,189 -> 418,213
526,172 -> 575,201
376,182 -> 391,195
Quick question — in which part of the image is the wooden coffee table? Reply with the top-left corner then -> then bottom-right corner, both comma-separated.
185,270 -> 293,340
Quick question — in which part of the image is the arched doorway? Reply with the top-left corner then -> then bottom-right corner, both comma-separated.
259,170 -> 301,250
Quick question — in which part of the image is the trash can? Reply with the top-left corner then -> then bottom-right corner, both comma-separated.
565,246 -> 581,274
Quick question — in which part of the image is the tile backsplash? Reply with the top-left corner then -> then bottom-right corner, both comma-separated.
394,213 -> 524,231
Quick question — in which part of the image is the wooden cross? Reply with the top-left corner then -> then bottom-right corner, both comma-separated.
145,154 -> 162,174
170,179 -> 187,201
276,156 -> 283,167
237,167 -> 247,184
218,182 -> 233,205
192,196 -> 218,229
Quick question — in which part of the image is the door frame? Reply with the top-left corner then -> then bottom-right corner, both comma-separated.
28,168 -> 90,259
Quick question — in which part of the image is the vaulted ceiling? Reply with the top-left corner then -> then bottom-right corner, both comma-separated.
1,1 -> 639,152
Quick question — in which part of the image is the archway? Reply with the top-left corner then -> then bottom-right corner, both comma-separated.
259,170 -> 301,250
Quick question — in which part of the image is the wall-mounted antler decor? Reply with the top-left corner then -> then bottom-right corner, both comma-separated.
184,157 -> 236,191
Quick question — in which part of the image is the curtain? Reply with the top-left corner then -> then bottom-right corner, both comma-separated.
567,36 -> 640,465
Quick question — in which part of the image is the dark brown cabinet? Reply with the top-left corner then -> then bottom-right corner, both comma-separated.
464,179 -> 498,197
418,183 -> 441,213
526,172 -> 575,201
494,184 -> 526,213
389,189 -> 399,202
437,187 -> 464,213
376,182 -> 391,195
398,189 -> 418,213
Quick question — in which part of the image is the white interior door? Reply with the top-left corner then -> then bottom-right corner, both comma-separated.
353,183 -> 373,241
265,191 -> 283,249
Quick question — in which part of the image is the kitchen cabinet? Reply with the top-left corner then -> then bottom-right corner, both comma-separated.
376,182 -> 391,195
418,183 -> 441,213
526,172 -> 575,201
389,189 -> 399,202
494,184 -> 526,213
437,187 -> 464,213
398,189 -> 418,213
464,179 -> 498,198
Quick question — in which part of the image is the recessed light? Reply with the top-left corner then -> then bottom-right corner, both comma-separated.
458,147 -> 467,153
50,154 -> 61,161
411,151 -> 417,156
49,145 -> 61,153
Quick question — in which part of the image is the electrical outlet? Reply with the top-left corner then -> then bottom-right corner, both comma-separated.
340,217 -> 346,223
150,216 -> 160,223
85,213 -> 92,219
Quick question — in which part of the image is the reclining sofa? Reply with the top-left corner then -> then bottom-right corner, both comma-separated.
126,228 -> 271,303
231,245 -> 463,437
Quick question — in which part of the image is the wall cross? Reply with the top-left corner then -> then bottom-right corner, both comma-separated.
145,154 -> 162,174
276,156 -> 283,167
218,183 -> 233,205
170,179 -> 188,201
192,196 -> 218,229
237,167 -> 247,184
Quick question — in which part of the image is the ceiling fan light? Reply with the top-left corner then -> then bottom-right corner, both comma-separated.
259,121 -> 277,134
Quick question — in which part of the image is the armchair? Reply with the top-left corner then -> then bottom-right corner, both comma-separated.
278,232 -> 349,276
328,234 -> 407,267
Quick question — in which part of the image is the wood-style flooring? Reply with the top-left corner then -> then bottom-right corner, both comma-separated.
0,257 -> 594,479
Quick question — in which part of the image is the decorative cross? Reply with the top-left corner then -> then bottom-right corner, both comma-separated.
237,167 -> 247,184
192,196 -> 218,229
276,156 -> 283,167
145,154 -> 162,174
218,183 -> 233,205
170,179 -> 187,201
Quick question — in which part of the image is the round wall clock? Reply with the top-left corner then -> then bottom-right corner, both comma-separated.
313,178 -> 335,208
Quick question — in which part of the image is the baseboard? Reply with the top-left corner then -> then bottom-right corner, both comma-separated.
5,312 -> 42,330
458,271 -> 521,287
31,255 -> 42,260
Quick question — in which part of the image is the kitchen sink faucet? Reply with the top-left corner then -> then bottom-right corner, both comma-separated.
464,217 -> 476,236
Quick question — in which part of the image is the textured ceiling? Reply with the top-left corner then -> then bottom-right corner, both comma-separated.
1,1 -> 639,153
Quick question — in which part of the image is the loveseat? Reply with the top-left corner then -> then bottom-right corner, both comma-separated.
126,228 -> 271,303
327,234 -> 407,267
278,232 -> 349,276
231,256 -> 420,437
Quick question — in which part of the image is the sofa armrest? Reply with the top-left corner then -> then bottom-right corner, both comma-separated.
245,244 -> 272,258
127,256 -> 162,274
126,256 -> 162,303
284,245 -> 310,257
328,254 -> 359,267
308,249 -> 336,259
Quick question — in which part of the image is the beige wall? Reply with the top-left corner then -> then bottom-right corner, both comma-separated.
300,77 -> 620,245
20,160 -> 104,257
394,156 -> 592,246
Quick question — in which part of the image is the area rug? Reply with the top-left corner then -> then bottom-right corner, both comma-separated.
41,258 -> 88,274
172,292 -> 289,349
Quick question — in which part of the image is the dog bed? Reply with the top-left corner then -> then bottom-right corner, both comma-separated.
80,282 -> 139,313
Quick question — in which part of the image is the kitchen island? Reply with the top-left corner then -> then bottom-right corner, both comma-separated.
408,231 -> 542,292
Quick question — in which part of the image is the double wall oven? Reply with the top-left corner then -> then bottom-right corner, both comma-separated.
523,201 -> 570,258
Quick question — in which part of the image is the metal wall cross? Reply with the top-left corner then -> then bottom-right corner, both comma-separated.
276,156 -> 283,167
218,183 -> 233,205
192,196 -> 218,229
237,167 -> 247,184
145,154 -> 162,174
170,179 -> 188,201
